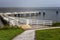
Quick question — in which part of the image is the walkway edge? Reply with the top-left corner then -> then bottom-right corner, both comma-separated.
35,27 -> 60,30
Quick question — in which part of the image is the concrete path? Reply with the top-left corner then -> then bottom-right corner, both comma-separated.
12,26 -> 60,40
12,30 -> 35,40
34,27 -> 60,30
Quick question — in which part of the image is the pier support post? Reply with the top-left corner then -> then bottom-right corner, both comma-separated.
26,19 -> 29,25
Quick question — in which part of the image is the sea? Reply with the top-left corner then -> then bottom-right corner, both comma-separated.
0,7 -> 60,22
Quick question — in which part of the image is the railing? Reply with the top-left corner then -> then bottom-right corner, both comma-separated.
19,18 -> 53,25
28,19 -> 53,25
2,15 -> 53,26
2,16 -> 19,26
2,16 -> 28,26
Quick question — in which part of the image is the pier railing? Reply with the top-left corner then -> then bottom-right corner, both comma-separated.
2,15 -> 53,26
28,19 -> 53,25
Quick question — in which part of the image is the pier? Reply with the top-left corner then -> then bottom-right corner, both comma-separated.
0,12 -> 53,27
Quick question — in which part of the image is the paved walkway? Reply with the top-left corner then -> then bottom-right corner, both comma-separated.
34,27 -> 60,30
12,26 -> 60,40
12,30 -> 35,40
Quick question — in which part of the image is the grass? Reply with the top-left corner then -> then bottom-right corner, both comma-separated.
51,22 -> 60,27
0,26 -> 24,40
36,28 -> 60,40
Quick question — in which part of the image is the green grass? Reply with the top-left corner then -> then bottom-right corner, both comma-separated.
36,28 -> 60,40
51,22 -> 60,27
0,28 -> 24,40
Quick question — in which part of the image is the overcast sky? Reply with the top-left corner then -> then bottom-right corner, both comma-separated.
0,0 -> 60,7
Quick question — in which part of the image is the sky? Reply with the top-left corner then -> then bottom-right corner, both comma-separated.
0,0 -> 60,7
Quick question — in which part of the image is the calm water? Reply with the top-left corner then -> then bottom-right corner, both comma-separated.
25,9 -> 60,22
38,9 -> 60,22
0,7 -> 60,22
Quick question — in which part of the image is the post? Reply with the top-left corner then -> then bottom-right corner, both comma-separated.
26,19 -> 29,25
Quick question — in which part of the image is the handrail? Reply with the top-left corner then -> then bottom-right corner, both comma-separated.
1,15 -> 53,26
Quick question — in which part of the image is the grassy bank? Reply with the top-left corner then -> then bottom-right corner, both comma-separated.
36,28 -> 60,40
0,27 -> 24,40
51,22 -> 60,27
